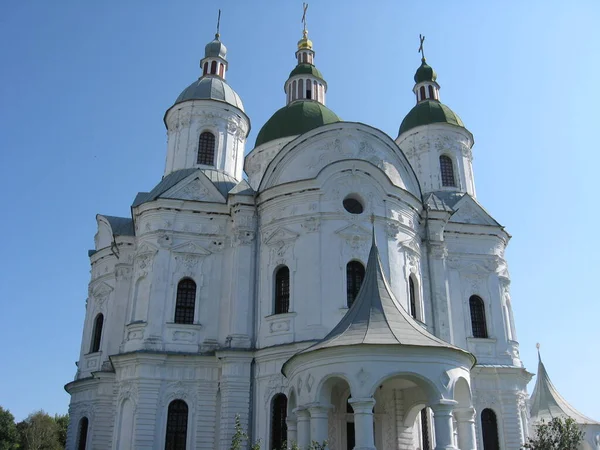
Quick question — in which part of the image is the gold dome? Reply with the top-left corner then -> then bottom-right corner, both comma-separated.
297,30 -> 313,50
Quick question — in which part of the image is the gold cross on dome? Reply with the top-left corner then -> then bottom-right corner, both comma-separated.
418,34 -> 426,60
302,3 -> 309,34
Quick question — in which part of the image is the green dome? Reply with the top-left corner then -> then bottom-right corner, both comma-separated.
398,100 -> 464,136
288,63 -> 324,80
256,101 -> 340,146
414,60 -> 437,83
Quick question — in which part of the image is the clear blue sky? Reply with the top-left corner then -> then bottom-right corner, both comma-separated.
1,1 -> 598,422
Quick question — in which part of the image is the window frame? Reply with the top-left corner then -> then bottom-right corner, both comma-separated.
77,417 -> 89,450
164,400 -> 189,450
481,408 -> 500,450
469,295 -> 489,338
90,313 -> 103,353
439,154 -> 457,188
174,278 -> 197,325
197,131 -> 216,166
409,276 -> 418,319
346,260 -> 365,308
274,266 -> 290,315
270,394 -> 288,450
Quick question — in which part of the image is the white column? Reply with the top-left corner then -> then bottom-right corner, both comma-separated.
455,408 -> 476,450
308,405 -> 330,446
349,397 -> 376,450
295,407 -> 311,449
432,402 -> 458,450
286,417 -> 298,448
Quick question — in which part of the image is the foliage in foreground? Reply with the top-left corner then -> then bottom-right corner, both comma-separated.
0,407 -> 68,450
230,415 -> 327,450
524,416 -> 584,450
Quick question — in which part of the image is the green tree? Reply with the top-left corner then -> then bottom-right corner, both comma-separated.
17,411 -> 62,450
53,414 -> 68,448
0,407 -> 19,450
524,416 -> 585,450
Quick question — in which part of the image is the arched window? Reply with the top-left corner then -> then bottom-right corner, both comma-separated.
274,267 -> 290,314
481,409 -> 500,450
270,394 -> 287,450
298,79 -> 304,100
210,60 -> 217,74
420,86 -> 426,101
428,85 -> 435,99
165,400 -> 188,450
420,408 -> 430,450
469,295 -> 488,338
409,276 -> 417,319
203,62 -> 208,76
306,78 -> 312,99
77,417 -> 89,450
346,261 -> 365,307
292,80 -> 297,101
197,131 -> 216,166
90,313 -> 103,353
219,63 -> 224,77
439,155 -> 456,187
174,278 -> 196,324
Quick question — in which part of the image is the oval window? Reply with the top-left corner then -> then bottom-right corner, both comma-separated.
343,196 -> 364,214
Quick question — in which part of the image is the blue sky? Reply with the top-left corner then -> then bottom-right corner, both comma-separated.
1,1 -> 598,422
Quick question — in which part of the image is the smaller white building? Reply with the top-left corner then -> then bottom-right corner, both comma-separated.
529,350 -> 600,450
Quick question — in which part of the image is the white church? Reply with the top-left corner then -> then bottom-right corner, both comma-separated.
65,16 -> 600,450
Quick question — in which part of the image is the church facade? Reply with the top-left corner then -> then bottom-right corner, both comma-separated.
65,22 -> 545,450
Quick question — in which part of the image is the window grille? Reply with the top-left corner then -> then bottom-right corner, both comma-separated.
440,155 -> 456,187
174,279 -> 196,324
481,409 -> 500,450
409,277 -> 417,319
270,394 -> 288,450
469,295 -> 488,338
197,132 -> 216,165
165,400 -> 188,450
346,261 -> 365,307
90,314 -> 103,353
274,267 -> 290,314
77,417 -> 89,450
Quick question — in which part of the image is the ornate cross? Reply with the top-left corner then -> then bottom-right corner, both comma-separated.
302,3 -> 309,34
418,34 -> 426,60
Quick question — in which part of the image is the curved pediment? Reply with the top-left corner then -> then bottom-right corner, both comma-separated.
258,122 -> 422,198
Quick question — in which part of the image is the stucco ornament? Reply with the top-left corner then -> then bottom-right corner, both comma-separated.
263,374 -> 288,407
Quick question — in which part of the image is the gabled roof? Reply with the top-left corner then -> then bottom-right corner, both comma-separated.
132,169 -> 238,207
530,351 -> 599,425
293,232 -> 472,357
229,179 -> 255,196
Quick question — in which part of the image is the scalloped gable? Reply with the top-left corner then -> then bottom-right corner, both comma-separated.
161,174 -> 226,203
450,194 -> 501,227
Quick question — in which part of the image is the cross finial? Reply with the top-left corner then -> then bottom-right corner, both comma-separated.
302,3 -> 309,36
418,34 -> 426,61
215,9 -> 221,39
536,343 -> 541,361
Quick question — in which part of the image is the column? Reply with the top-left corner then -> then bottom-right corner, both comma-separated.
295,407 -> 311,449
454,408 -> 476,450
432,402 -> 457,450
308,405 -> 331,446
349,397 -> 376,450
286,416 -> 298,448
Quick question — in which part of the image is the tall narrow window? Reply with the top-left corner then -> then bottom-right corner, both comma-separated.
420,408 -> 430,450
306,79 -> 312,99
469,295 -> 488,338
420,86 -> 426,101
174,278 -> 196,324
428,85 -> 435,99
219,63 -> 224,77
210,60 -> 217,74
77,417 -> 89,450
90,313 -> 103,353
292,80 -> 297,101
481,409 -> 500,450
203,62 -> 208,76
165,400 -> 188,450
409,277 -> 417,319
439,155 -> 456,187
274,266 -> 290,314
298,79 -> 304,100
270,394 -> 287,450
197,131 -> 216,165
346,261 -> 365,307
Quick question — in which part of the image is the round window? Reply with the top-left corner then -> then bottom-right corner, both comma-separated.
343,196 -> 364,214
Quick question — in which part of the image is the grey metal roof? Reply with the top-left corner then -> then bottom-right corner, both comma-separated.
530,352 -> 599,425
132,168 -> 198,207
173,76 -> 244,112
424,193 -> 454,212
432,190 -> 465,208
229,179 -> 255,196
205,37 -> 227,58
199,169 -> 237,197
132,169 -> 239,207
102,215 -> 134,237
295,234 -> 471,355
